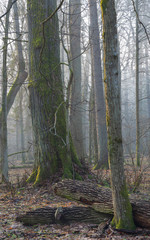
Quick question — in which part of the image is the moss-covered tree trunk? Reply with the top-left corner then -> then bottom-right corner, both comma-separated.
101,0 -> 135,230
27,0 -> 82,185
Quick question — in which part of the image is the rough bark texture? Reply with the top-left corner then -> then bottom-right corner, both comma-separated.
53,180 -> 150,229
89,0 -> 108,169
101,0 -> 135,230
16,206 -> 111,225
27,0 -> 82,184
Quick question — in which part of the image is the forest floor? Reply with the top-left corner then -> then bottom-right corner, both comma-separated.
0,164 -> 150,239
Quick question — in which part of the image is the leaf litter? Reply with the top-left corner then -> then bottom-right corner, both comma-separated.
0,168 -> 150,239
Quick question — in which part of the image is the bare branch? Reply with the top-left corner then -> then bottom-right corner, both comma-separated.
0,0 -> 17,20
131,0 -> 150,45
41,0 -> 65,25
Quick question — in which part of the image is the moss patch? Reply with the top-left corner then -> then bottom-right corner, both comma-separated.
101,0 -> 109,14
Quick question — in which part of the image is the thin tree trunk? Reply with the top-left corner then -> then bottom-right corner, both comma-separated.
82,51 -> 90,157
15,104 -> 19,161
135,0 -> 140,166
89,83 -> 98,165
0,1 -> 28,132
19,88 -> 25,163
89,0 -> 108,169
101,0 -> 135,230
69,0 -> 84,160
1,0 -> 12,182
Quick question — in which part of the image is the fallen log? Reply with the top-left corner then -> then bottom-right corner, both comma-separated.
53,180 -> 150,229
16,206 -> 112,225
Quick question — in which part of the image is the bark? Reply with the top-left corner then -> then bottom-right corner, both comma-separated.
89,0 -> 108,169
82,51 -> 90,157
16,119 -> 19,161
16,206 -> 111,225
135,0 -> 140,166
69,0 -> 84,160
0,1 -> 28,133
101,0 -> 135,230
0,0 -> 11,182
145,44 -> 150,150
19,88 -> 25,163
27,0 -> 82,184
89,65 -> 98,164
53,180 -> 150,229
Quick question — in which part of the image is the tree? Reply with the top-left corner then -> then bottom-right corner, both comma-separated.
0,0 -> 28,134
89,67 -> 99,164
1,0 -> 12,182
82,51 -> 90,158
69,0 -> 84,160
100,0 -> 135,230
89,0 -> 108,169
27,0 -> 82,185
19,87 -> 26,163
13,1 -> 26,164
135,0 -> 140,166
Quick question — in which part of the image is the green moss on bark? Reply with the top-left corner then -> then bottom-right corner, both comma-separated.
101,0 -> 109,13
26,169 -> 37,183
111,183 -> 136,230
27,0 -> 83,184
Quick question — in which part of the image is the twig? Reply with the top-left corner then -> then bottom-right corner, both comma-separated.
8,144 -> 32,157
49,101 -> 66,146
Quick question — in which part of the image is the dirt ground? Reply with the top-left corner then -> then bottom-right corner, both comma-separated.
0,165 -> 150,239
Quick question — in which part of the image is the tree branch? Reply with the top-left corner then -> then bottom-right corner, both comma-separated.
41,0 -> 65,25
131,0 -> 150,45
0,0 -> 17,20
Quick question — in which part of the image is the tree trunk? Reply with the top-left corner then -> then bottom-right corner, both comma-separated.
15,102 -> 19,161
89,75 -> 98,164
135,0 -> 140,167
16,206 -> 111,225
19,88 -> 25,163
82,51 -> 90,158
53,180 -> 150,229
69,0 -> 84,160
1,0 -> 12,182
27,0 -> 82,185
100,0 -> 135,230
89,0 -> 108,169
0,1 -> 28,135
